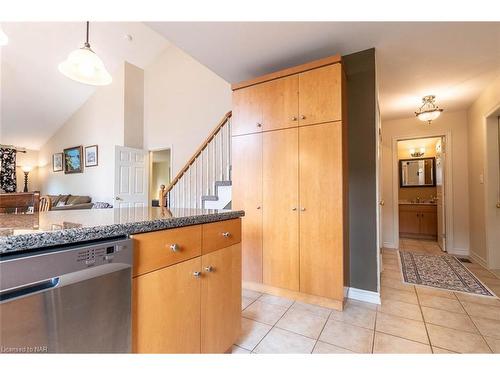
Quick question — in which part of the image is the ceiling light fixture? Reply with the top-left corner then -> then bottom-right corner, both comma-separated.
58,21 -> 112,86
0,26 -> 8,46
409,147 -> 425,158
415,95 -> 443,124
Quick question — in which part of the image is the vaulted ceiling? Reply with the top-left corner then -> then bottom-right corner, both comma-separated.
148,22 -> 500,120
1,22 -> 168,150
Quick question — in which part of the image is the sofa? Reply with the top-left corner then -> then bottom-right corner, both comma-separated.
48,194 -> 93,211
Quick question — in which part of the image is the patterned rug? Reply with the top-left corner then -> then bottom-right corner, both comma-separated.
399,251 -> 495,296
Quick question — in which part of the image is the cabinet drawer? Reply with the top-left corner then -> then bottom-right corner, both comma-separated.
202,219 -> 241,254
132,225 -> 202,277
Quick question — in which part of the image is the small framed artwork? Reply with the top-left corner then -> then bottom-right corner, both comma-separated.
53,153 -> 63,172
63,146 -> 83,174
85,145 -> 98,167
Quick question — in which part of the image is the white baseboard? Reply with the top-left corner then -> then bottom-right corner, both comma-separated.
448,248 -> 469,257
470,251 -> 488,268
347,287 -> 381,305
383,242 -> 396,249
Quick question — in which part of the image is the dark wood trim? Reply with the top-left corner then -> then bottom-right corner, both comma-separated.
231,54 -> 342,91
399,157 -> 436,188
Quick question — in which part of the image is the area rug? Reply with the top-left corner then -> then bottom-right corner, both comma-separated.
399,251 -> 495,297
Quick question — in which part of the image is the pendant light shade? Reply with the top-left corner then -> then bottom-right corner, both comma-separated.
415,95 -> 443,124
59,22 -> 112,86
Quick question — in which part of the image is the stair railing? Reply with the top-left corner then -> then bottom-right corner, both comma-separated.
166,111 -> 232,209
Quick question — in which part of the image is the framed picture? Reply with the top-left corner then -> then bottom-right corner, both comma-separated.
85,145 -> 98,167
52,153 -> 63,172
63,146 -> 83,174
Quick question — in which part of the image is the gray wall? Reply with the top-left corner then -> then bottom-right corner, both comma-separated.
343,48 -> 378,292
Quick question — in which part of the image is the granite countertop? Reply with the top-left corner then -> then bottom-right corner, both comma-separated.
398,201 -> 437,206
0,207 -> 245,254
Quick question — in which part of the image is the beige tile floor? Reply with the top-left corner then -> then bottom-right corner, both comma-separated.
232,239 -> 500,354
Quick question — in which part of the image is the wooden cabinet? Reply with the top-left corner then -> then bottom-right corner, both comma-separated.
299,122 -> 344,300
261,75 -> 299,131
298,64 -> 342,126
263,128 -> 299,291
399,204 -> 437,240
231,55 -> 347,309
132,220 -> 242,353
201,244 -> 241,353
232,84 -> 262,136
232,133 -> 263,283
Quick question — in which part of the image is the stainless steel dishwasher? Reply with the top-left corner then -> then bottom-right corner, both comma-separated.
0,238 -> 132,353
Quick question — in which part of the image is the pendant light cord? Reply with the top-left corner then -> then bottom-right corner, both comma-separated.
84,21 -> 90,48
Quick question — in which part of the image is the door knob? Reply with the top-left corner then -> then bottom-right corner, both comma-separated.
169,243 -> 180,252
204,266 -> 214,272
379,200 -> 385,206
497,202 -> 500,208
257,123 -> 262,128
222,232 -> 231,238
193,271 -> 201,278
115,196 -> 123,201
300,115 -> 306,120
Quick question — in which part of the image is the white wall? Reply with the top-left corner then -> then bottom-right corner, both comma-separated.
466,74 -> 500,264
381,110 -> 470,254
38,65 -> 125,203
144,43 -> 232,177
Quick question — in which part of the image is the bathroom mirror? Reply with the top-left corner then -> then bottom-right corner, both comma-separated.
399,157 -> 436,187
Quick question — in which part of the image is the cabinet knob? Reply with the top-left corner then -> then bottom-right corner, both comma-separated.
292,207 -> 297,211
169,243 -> 180,252
193,271 -> 201,278
300,115 -> 306,120
300,207 -> 306,212
205,266 -> 214,273
222,232 -> 231,238
257,123 -> 262,128
256,206 -> 261,210
291,116 -> 297,121
497,202 -> 500,208
379,200 -> 385,206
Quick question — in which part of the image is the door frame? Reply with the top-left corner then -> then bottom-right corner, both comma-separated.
148,146 -> 173,204
391,131 -> 454,251
483,103 -> 500,269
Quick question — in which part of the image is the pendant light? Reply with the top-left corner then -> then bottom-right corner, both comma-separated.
59,22 -> 112,86
415,95 -> 444,124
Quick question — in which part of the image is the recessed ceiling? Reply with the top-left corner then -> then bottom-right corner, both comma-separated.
147,22 -> 500,121
1,22 -> 168,150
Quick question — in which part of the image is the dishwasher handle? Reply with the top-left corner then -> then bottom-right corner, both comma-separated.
0,277 -> 60,303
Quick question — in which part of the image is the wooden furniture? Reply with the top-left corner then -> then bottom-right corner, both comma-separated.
39,195 -> 51,212
231,55 -> 348,310
0,192 -> 40,214
399,204 -> 437,240
132,219 -> 241,353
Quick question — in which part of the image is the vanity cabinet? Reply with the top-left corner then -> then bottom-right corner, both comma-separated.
399,204 -> 437,240
232,55 -> 348,310
132,219 -> 242,353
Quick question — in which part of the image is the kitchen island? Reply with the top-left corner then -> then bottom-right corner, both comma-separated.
0,207 -> 244,354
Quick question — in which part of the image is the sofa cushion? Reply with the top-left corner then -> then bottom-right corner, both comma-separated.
66,195 -> 91,205
49,194 -> 70,206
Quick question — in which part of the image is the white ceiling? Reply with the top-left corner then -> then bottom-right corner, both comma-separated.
1,22 -> 168,150
148,22 -> 500,121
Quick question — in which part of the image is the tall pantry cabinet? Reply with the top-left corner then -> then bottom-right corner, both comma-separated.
231,55 -> 349,309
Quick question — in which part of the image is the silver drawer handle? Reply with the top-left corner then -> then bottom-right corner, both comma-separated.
205,266 -> 214,273
170,243 -> 180,252
193,271 -> 201,278
222,232 -> 231,238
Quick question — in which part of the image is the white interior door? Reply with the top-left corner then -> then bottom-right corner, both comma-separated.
114,146 -> 149,209
436,137 -> 446,252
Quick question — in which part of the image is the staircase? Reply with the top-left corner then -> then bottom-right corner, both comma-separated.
166,112 -> 232,210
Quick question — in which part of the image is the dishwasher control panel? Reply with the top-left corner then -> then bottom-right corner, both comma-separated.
75,243 -> 129,267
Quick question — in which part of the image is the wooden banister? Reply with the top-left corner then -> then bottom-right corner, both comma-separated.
165,111 -> 232,195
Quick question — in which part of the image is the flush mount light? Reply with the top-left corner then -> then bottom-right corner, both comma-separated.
0,26 -> 8,46
58,22 -> 112,86
415,95 -> 443,124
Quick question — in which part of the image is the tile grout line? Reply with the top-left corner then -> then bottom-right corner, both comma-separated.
371,308 -> 378,353
414,284 -> 434,354
310,307 -> 334,353
454,291 -> 494,353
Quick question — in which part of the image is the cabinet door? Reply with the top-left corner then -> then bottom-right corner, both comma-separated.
298,64 -> 342,126
263,128 -> 299,291
399,208 -> 420,235
132,257 -> 201,353
420,211 -> 438,236
299,122 -> 344,300
232,133 -> 263,283
201,244 -> 242,353
232,85 -> 263,136
261,75 -> 299,131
